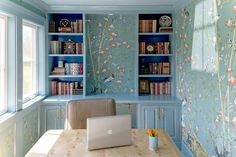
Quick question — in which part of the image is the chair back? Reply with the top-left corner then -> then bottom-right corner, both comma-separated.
66,98 -> 116,129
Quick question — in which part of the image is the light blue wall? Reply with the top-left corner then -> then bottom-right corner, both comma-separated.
85,14 -> 136,95
176,0 -> 236,156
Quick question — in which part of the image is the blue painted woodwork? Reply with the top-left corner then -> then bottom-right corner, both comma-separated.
137,102 -> 181,144
47,13 -> 85,96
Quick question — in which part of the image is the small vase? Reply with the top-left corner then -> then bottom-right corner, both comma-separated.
149,136 -> 158,151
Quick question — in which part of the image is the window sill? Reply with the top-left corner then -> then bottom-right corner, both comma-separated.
0,112 -> 15,124
0,95 -> 45,128
22,95 -> 46,109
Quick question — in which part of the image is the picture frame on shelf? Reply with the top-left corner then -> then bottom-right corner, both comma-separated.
139,79 -> 150,94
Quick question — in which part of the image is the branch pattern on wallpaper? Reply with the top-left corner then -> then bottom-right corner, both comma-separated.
176,0 -> 236,157
86,15 -> 135,95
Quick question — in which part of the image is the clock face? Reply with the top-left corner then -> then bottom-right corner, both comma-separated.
159,15 -> 172,27
146,44 -> 154,53
60,19 -> 71,28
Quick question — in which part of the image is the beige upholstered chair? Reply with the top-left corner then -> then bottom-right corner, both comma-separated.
66,98 -> 116,129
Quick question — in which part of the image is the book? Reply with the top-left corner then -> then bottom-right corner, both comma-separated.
79,19 -> 83,33
162,62 -> 170,75
49,21 -> 56,32
164,42 -> 170,54
152,20 -> 157,33
159,27 -> 173,32
51,67 -> 65,75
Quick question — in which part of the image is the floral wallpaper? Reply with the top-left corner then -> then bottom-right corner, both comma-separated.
86,14 -> 136,95
22,108 -> 39,156
176,0 -> 236,156
0,125 -> 15,157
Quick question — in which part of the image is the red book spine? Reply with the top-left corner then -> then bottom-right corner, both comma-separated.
79,20 -> 83,33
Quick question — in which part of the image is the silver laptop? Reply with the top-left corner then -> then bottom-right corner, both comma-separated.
87,115 -> 131,150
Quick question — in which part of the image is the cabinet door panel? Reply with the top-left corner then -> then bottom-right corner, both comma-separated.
45,106 -> 59,130
161,107 -> 177,140
60,105 -> 66,129
143,107 -> 160,129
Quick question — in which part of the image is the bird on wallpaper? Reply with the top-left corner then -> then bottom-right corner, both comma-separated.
103,74 -> 115,84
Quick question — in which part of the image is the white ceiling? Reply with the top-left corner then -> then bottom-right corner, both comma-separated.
40,0 -> 186,6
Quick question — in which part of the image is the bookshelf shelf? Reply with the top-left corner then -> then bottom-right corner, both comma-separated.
48,33 -> 83,36
139,32 -> 173,36
139,75 -> 172,78
48,54 -> 84,57
48,75 -> 84,78
138,54 -> 172,57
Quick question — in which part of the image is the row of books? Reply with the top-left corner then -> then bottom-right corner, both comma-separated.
150,82 -> 171,95
51,63 -> 83,75
50,41 -> 83,54
49,20 -> 83,33
139,42 -> 170,54
139,20 -> 157,33
140,62 -> 170,75
51,81 -> 83,95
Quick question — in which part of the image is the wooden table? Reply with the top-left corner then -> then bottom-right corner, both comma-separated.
25,129 -> 182,157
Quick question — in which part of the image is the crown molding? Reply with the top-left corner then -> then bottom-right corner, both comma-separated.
47,5 -> 175,13
0,0 -> 45,24
23,0 -> 49,11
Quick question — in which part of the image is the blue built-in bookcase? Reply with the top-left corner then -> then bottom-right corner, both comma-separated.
138,14 -> 173,96
47,13 -> 174,97
47,13 -> 85,96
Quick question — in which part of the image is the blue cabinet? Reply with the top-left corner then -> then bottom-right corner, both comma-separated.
40,103 -> 66,135
138,103 -> 181,145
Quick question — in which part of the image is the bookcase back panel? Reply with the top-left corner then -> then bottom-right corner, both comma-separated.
49,36 -> 83,42
50,14 -> 83,20
139,35 -> 170,42
85,14 -> 136,95
49,77 -> 83,82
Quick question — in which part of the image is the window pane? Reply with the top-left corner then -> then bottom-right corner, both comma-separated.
0,15 -> 6,114
23,22 -> 37,100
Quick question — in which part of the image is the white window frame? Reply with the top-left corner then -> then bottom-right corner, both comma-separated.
22,20 -> 39,103
0,14 -> 7,115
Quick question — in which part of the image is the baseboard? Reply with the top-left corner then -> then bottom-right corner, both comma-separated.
181,143 -> 194,157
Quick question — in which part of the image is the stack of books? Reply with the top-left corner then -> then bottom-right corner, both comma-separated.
140,62 -> 170,75
150,81 -> 171,95
139,42 -> 170,54
51,81 -> 83,95
139,20 -> 157,33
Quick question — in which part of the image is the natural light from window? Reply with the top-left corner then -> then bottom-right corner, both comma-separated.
23,22 -> 37,101
0,14 -> 7,115
191,0 -> 217,73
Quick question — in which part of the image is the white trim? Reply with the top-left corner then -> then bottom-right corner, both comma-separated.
0,14 -> 7,115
